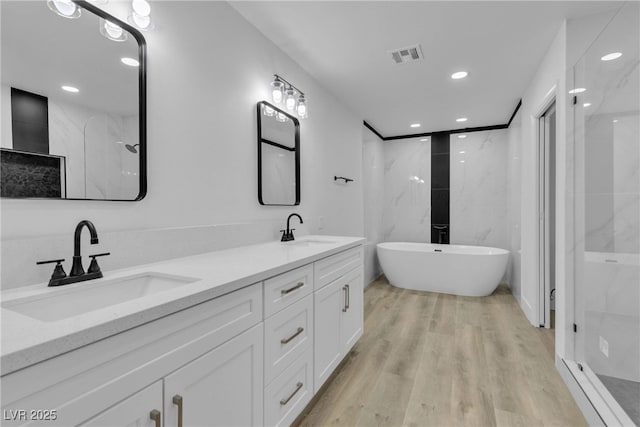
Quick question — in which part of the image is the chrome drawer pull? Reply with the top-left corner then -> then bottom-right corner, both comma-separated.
281,282 -> 304,295
281,327 -> 304,344
280,382 -> 303,406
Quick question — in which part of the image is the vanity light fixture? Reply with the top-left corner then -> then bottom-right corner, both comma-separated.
296,94 -> 308,118
61,85 -> 79,93
47,0 -> 81,19
100,19 -> 128,42
451,71 -> 468,79
601,52 -> 622,61
285,86 -> 297,111
456,117 -> 467,122
121,57 -> 140,67
129,0 -> 153,31
269,74 -> 308,119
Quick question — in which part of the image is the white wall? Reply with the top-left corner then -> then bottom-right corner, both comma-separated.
507,110 -> 522,299
362,126 -> 384,285
516,22 -> 567,330
1,1 -> 364,289
450,129 -> 509,250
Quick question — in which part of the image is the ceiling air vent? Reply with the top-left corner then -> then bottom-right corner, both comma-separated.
388,44 -> 424,64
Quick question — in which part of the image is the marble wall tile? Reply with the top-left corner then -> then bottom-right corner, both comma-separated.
382,138 -> 431,243
450,129 -> 509,250
362,126 -> 385,283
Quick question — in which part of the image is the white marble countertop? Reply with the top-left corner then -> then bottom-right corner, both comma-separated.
1,235 -> 365,376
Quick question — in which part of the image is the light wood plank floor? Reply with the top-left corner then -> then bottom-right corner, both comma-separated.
296,277 -> 586,427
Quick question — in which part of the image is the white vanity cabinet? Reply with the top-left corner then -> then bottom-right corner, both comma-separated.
313,247 -> 364,392
1,283 -> 263,427
163,324 -> 263,427
1,240 -> 365,427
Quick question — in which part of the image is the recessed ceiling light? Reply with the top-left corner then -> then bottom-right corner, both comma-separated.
583,103 -> 591,107
121,57 -> 140,67
601,52 -> 622,61
451,71 -> 468,79
61,85 -> 79,93
420,138 -> 428,141
569,88 -> 586,94
458,134 -> 467,139
410,123 -> 421,128
456,117 -> 467,122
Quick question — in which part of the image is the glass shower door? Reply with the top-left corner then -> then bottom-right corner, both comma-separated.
572,3 -> 640,425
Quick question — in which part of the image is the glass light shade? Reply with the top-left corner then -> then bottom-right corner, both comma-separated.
100,19 -> 128,42
285,87 -> 296,111
130,12 -> 152,30
275,112 -> 288,122
132,0 -> 151,17
262,104 -> 275,117
47,0 -> 81,19
271,80 -> 284,104
296,95 -> 308,118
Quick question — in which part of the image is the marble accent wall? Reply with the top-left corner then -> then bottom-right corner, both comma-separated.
362,125 -> 385,284
450,129 -> 509,250
382,138 -> 431,242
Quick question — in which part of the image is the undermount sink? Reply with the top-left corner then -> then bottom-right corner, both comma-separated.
284,238 -> 338,246
2,272 -> 199,322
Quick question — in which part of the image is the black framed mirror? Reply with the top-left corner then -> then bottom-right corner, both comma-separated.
257,101 -> 300,206
0,0 -> 147,201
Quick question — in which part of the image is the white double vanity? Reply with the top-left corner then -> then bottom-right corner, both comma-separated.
1,236 -> 365,426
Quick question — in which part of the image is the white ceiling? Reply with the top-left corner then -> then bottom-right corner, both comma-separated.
231,1 -> 622,137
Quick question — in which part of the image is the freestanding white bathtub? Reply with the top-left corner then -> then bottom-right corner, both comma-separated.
377,242 -> 509,297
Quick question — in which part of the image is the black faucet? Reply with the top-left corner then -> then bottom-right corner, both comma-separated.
37,220 -> 110,287
281,213 -> 303,242
71,220 -> 99,276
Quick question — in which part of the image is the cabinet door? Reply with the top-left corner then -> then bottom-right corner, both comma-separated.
313,278 -> 345,393
164,324 -> 263,427
341,267 -> 364,354
79,381 -> 162,427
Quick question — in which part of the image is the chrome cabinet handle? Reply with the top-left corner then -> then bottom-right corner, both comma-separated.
346,284 -> 350,310
281,282 -> 304,295
342,285 -> 348,312
280,382 -> 303,406
149,410 -> 161,427
281,327 -> 304,344
172,395 -> 183,427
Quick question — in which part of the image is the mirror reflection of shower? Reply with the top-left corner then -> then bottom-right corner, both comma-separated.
125,143 -> 140,154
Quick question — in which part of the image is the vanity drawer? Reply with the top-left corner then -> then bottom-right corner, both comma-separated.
314,245 -> 363,290
264,264 -> 313,317
264,347 -> 313,427
264,294 -> 313,385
